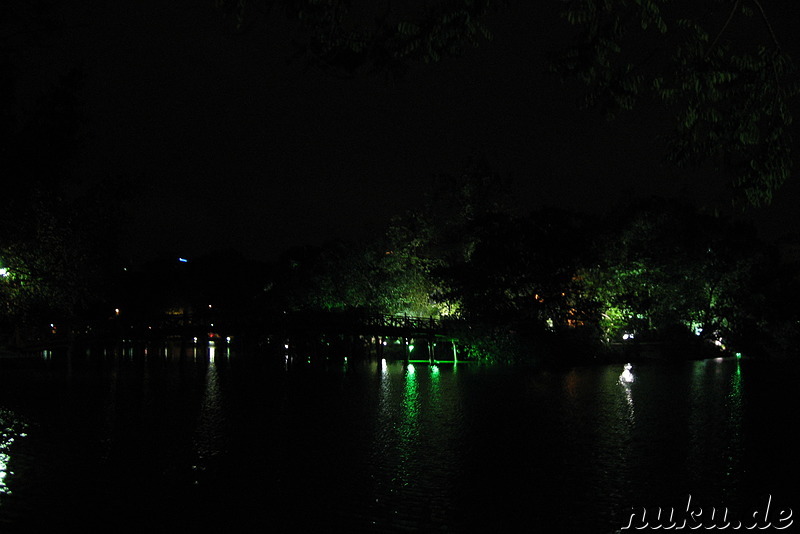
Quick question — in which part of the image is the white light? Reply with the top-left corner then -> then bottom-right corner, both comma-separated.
622,333 -> 630,340
226,337 -> 231,342
619,363 -> 634,384
0,268 -> 8,277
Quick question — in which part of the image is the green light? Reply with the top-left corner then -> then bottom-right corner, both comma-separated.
735,352 -> 742,359
397,359 -> 420,486
408,344 -> 414,352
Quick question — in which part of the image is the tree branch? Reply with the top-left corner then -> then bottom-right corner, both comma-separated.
706,0 -> 740,58
750,0 -> 782,51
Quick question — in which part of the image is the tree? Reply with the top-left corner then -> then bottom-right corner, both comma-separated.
0,189 -> 121,343
582,199 -> 765,348
558,0 -> 799,206
1,26 -> 123,345
217,1 -> 797,207
214,0 -> 499,77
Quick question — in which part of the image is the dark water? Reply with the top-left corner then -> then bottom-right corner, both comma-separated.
0,345 -> 796,532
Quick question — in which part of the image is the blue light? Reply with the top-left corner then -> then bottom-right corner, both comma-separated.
178,258 -> 188,263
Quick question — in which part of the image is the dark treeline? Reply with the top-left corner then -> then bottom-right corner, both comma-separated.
5,1 -> 800,365
244,172 -> 800,365
8,166 -> 800,366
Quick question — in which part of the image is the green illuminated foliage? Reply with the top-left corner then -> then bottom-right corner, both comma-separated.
582,199 -> 765,344
0,191 -> 118,336
271,237 -> 445,317
0,59 -> 122,343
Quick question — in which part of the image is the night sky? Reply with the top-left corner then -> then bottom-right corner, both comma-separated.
9,1 -> 800,264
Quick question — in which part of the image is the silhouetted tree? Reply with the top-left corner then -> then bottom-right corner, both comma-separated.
558,0 -> 798,206
217,1 -> 798,206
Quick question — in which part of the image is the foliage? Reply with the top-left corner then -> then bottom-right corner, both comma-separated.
0,190 -> 120,339
441,208 -> 595,331
581,199 -> 765,347
214,0 -> 500,76
0,47 -> 121,343
265,238 -> 443,317
264,164 -> 512,318
558,0 -> 799,206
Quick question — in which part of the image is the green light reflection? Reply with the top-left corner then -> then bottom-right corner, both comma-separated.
723,358 -> 743,490
395,363 -> 420,487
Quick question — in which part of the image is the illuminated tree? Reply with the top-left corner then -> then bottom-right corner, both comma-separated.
441,208 -> 595,329
267,238 -> 442,317
1,36 -> 121,344
0,191 -> 120,343
582,199 -> 765,346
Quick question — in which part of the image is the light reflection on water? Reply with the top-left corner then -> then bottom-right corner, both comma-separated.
723,359 -> 744,498
619,362 -> 635,424
192,342 -> 230,487
0,349 -> 793,532
0,408 -> 27,498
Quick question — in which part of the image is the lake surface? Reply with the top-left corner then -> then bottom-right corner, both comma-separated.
0,345 -> 796,532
